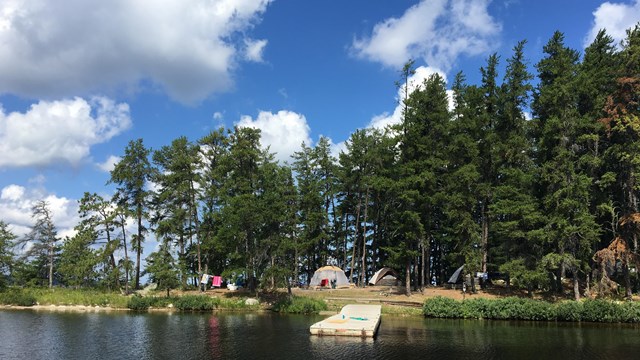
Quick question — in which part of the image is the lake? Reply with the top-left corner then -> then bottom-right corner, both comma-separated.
1,310 -> 639,359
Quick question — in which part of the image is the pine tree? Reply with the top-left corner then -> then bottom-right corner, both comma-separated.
109,138 -> 154,289
58,230 -> 99,288
598,25 -> 640,298
20,200 -> 59,288
76,192 -> 120,289
152,136 -> 202,288
0,221 -> 16,288
533,31 -> 600,299
145,241 -> 179,297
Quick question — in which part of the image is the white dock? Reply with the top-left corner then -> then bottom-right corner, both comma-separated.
309,304 -> 381,337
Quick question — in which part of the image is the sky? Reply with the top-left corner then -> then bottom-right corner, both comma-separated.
1,0 -> 640,257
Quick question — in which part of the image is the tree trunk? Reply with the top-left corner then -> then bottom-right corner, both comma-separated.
135,205 -> 142,290
48,243 -> 54,289
105,226 -> 120,289
350,195 -> 362,284
405,258 -> 412,297
573,272 -> 580,301
481,201 -> 489,273
120,217 -> 129,294
623,262 -> 632,299
361,187 -> 369,287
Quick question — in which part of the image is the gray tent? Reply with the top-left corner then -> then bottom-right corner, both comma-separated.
309,265 -> 350,288
448,265 -> 465,284
368,267 -> 400,286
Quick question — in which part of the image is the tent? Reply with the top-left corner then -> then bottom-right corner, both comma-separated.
368,267 -> 400,286
447,265 -> 465,284
309,265 -> 350,288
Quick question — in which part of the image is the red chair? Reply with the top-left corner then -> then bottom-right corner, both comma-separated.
320,278 -> 329,287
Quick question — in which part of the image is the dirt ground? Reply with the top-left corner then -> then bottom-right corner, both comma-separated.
186,284 -> 512,306
177,282 -> 640,305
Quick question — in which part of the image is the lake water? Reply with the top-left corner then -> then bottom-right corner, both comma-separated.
1,310 -> 639,359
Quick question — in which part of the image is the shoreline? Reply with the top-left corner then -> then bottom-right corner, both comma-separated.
0,304 -> 131,312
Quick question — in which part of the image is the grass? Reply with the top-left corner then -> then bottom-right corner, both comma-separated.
272,295 -> 328,314
0,287 -> 128,308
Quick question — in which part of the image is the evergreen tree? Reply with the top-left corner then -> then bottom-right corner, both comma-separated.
198,128 -> 229,279
145,241 -> 179,297
533,31 -> 600,299
76,192 -> 120,289
490,41 -> 543,284
0,221 -> 16,288
152,136 -> 202,288
598,24 -> 640,298
58,230 -> 99,288
109,138 -> 154,289
19,200 -> 59,288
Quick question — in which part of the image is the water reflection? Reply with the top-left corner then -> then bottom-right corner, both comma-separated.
2,310 -> 640,360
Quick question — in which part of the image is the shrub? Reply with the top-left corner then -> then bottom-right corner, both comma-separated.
556,301 -> 584,322
127,295 -> 152,310
0,289 -> 37,306
582,299 -> 624,323
422,296 -> 462,318
272,296 -> 327,314
619,301 -> 640,323
173,295 -> 216,311
461,298 -> 493,319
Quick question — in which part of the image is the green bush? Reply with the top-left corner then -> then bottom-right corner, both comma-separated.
582,299 -> 624,323
272,296 -> 327,314
0,289 -> 37,306
173,295 -> 216,311
127,295 -> 152,310
423,296 -> 640,323
619,301 -> 640,323
556,301 -> 584,322
422,296 -> 462,318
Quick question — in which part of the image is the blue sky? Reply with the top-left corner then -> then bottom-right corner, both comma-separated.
1,0 -> 639,249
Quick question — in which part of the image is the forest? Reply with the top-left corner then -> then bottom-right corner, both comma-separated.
1,25 -> 639,300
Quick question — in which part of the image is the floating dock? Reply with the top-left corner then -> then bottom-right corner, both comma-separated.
309,304 -> 381,337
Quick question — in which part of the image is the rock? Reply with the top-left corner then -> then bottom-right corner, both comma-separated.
245,298 -> 259,306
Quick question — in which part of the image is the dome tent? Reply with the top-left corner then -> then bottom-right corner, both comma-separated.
368,267 -> 400,286
309,265 -> 350,288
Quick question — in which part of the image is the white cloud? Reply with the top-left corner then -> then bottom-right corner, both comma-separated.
0,0 -> 272,103
237,110 -> 312,162
244,38 -> 268,62
352,0 -> 501,70
213,111 -> 224,121
329,139 -> 347,160
585,0 -> 640,48
0,96 -> 131,168
0,183 -> 78,239
97,155 -> 121,173
369,66 -> 450,129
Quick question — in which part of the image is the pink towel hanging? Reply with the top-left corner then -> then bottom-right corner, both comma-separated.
212,276 -> 222,287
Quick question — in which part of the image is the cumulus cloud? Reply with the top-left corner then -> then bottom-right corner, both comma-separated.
97,155 -> 121,173
369,66 -> 450,129
237,110 -> 312,162
0,97 -> 131,168
0,182 -> 78,239
244,38 -> 268,62
585,0 -> 640,48
352,0 -> 501,70
0,0 -> 272,103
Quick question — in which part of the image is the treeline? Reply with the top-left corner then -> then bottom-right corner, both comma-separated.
1,25 -> 640,299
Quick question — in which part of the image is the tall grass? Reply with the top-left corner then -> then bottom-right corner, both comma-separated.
0,287 -> 128,308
